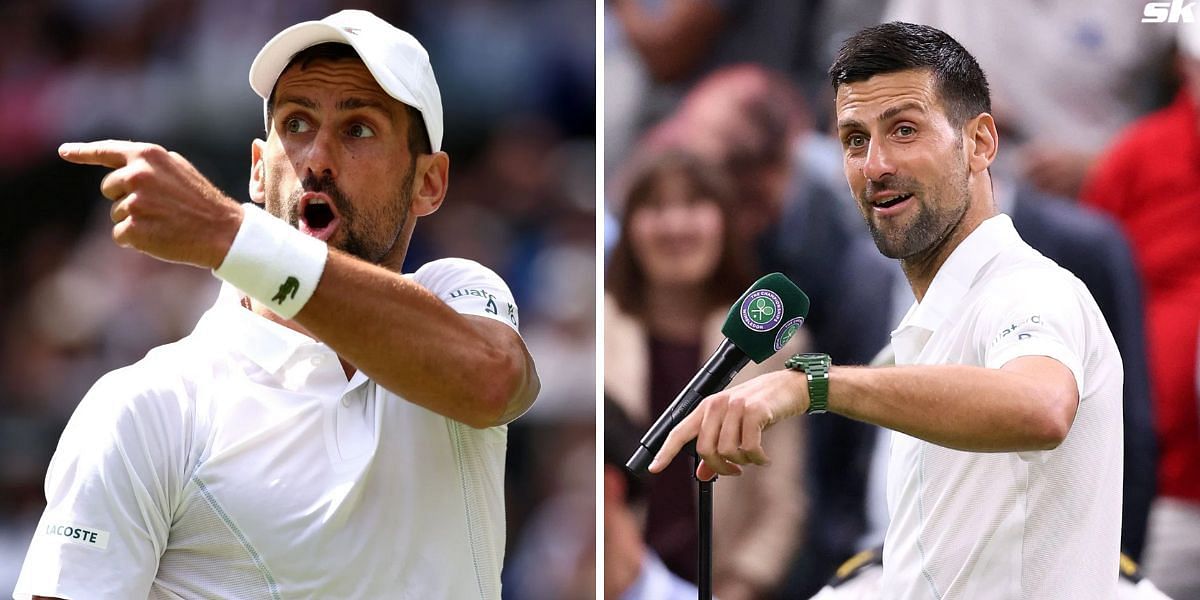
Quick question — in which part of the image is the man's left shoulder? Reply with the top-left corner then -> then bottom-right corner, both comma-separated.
972,255 -> 1103,340
408,258 -> 509,293
984,249 -> 1090,302
409,258 -> 520,330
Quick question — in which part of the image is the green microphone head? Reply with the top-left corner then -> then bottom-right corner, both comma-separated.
721,273 -> 810,363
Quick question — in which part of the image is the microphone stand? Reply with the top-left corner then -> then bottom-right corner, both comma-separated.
694,450 -> 714,600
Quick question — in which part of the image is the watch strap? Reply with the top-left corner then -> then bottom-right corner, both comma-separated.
786,353 -> 831,414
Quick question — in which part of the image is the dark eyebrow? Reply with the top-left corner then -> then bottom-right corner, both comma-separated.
837,117 -> 865,132
274,95 -> 393,118
879,102 -> 926,123
837,101 -> 927,132
276,95 -> 317,111
337,96 -> 394,118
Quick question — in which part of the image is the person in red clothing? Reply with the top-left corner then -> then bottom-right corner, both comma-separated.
1079,23 -> 1200,599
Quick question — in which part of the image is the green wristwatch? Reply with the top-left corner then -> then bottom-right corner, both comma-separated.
785,353 -> 831,414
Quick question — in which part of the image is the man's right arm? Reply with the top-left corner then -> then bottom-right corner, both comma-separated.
651,356 -> 1081,479
828,357 -> 1079,451
14,365 -> 181,600
651,269 -> 1094,478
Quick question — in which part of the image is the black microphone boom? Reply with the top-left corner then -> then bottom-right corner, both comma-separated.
625,273 -> 810,475
626,339 -> 750,474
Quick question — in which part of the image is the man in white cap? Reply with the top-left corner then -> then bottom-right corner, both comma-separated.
13,10 -> 539,599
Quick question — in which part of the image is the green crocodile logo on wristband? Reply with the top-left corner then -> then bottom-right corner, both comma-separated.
272,276 -> 300,304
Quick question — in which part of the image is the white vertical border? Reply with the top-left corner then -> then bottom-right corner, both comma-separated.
594,0 -> 606,597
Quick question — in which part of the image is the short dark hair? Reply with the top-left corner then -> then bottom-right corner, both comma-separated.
828,22 -> 991,127
266,42 -> 432,155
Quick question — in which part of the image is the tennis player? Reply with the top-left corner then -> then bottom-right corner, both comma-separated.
651,22 -> 1123,598
15,10 -> 538,599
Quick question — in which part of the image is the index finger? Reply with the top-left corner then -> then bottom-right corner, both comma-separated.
58,140 -> 145,168
648,409 -> 702,474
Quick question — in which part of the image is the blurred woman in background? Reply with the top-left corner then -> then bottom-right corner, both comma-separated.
605,151 -> 807,600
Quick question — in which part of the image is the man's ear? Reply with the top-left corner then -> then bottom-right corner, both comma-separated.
964,113 -> 999,174
249,139 -> 267,206
410,151 -> 450,217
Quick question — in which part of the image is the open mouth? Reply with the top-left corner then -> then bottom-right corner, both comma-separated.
875,193 -> 912,209
299,192 -> 341,241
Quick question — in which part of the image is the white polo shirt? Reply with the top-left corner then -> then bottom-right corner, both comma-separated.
882,215 -> 1123,599
14,258 -> 521,600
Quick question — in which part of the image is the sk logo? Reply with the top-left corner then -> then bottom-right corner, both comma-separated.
272,276 -> 300,305
740,290 -> 784,332
1142,0 -> 1196,22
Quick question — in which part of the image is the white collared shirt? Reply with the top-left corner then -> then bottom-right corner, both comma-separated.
881,215 -> 1123,599
15,258 -> 521,600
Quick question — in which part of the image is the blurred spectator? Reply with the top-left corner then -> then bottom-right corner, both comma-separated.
636,66 -> 897,597
886,0 -> 1177,199
503,420 -> 596,600
0,0 -> 594,595
1078,21 -> 1200,599
604,0 -> 807,178
640,65 -> 810,257
604,397 -> 697,600
605,151 -> 807,600
609,0 -> 804,117
634,64 -> 855,284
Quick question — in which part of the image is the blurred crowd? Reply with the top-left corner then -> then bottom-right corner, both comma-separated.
605,1 -> 1199,599
0,0 -> 595,598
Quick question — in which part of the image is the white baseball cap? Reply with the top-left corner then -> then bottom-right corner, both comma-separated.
248,9 -> 443,152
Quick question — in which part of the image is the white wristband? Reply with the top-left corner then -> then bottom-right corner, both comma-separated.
213,203 -> 328,319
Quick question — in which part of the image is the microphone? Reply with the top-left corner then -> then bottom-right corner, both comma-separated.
626,273 -> 810,475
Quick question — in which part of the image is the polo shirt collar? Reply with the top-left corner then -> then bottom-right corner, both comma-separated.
197,283 -> 330,376
895,213 -> 1017,334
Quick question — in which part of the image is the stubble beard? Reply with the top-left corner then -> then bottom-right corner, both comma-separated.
863,158 -> 970,262
266,168 -> 414,265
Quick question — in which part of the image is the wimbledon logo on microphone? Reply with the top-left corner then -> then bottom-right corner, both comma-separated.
740,290 -> 784,332
774,316 -> 805,351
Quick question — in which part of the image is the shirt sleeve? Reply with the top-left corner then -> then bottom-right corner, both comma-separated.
13,365 -> 188,600
977,269 -> 1088,400
975,269 -> 1092,466
408,258 -> 521,333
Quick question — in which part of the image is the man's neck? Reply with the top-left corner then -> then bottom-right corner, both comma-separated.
901,199 -> 997,302
900,228 -> 963,301
244,296 -> 357,379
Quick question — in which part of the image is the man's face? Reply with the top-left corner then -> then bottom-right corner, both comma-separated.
835,69 -> 971,260
259,58 -> 418,265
